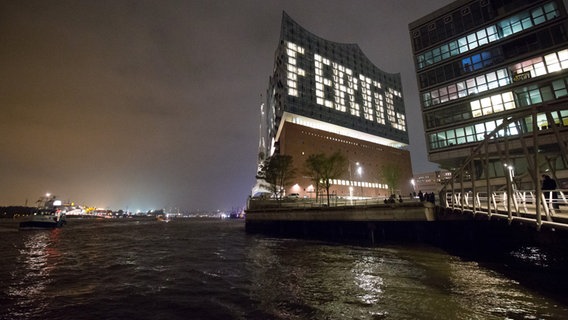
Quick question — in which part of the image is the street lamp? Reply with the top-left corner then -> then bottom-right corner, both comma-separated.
348,161 -> 365,200
507,165 -> 515,182
347,160 -> 363,200
306,185 -> 314,199
356,163 -> 363,198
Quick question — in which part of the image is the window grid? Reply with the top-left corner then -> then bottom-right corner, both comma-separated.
416,2 -> 559,70
428,82 -> 568,150
423,68 -> 510,107
424,48 -> 568,108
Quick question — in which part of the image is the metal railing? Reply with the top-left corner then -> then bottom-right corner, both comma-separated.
444,189 -> 568,230
247,196 -> 427,210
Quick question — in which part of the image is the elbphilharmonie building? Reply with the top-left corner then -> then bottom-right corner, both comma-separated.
254,12 -> 413,199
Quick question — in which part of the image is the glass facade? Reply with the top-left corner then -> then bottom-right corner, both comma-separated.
264,12 -> 409,158
416,1 -> 560,70
410,0 -> 568,166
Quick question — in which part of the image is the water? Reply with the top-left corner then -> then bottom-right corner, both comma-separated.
1,218 -> 567,320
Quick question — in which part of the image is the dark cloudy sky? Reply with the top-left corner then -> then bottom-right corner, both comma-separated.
1,0 -> 454,211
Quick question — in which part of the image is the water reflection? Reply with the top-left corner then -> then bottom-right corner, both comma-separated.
247,239 -> 568,319
447,259 -> 549,319
8,229 -> 62,317
510,246 -> 549,267
351,255 -> 384,305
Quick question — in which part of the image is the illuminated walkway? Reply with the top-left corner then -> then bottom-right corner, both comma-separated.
443,189 -> 568,230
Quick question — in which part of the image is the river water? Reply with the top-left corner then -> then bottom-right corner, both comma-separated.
1,218 -> 567,320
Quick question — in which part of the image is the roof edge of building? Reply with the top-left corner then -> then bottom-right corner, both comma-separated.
276,112 -> 409,150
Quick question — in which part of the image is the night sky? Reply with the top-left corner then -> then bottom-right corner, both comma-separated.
1,0 -> 454,211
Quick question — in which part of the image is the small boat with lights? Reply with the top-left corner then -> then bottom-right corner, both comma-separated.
19,194 -> 67,230
156,213 -> 173,222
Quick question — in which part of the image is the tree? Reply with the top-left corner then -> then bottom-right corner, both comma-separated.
379,163 -> 402,196
308,151 -> 347,206
304,153 -> 326,202
257,154 -> 296,202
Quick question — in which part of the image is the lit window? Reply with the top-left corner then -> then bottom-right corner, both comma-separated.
534,60 -> 547,76
477,29 -> 488,45
416,2 -> 560,71
486,72 -> 498,89
457,82 -> 467,98
485,121 -> 497,134
480,97 -> 492,115
470,100 -> 483,118
476,75 -> 487,92
486,26 -> 499,42
491,94 -> 504,113
439,87 -> 448,103
475,123 -> 486,140
545,53 -> 562,72
559,49 -> 568,69
507,122 -> 519,135
458,37 -> 468,53
466,78 -> 477,95
285,41 -> 305,98
448,84 -> 458,100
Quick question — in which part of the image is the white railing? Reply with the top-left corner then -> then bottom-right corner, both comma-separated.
444,189 -> 568,229
247,195 -> 425,210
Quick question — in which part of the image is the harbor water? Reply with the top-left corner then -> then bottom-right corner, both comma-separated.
1,218 -> 567,320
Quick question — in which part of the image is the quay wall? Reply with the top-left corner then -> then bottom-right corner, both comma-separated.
245,202 -> 436,244
245,203 -> 568,267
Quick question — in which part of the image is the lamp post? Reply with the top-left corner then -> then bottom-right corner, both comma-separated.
356,163 -> 363,198
505,164 -> 515,218
348,161 -> 363,200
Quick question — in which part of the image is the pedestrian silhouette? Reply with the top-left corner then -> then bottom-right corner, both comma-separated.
542,174 -> 559,209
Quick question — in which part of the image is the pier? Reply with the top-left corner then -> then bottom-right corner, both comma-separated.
245,194 -> 568,271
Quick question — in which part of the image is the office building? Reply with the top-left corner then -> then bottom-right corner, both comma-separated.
409,0 -> 568,188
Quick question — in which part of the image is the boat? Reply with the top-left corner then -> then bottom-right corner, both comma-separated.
156,213 -> 172,222
19,194 -> 67,230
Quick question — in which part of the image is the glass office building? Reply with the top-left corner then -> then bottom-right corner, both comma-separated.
255,12 -> 413,198
409,0 -> 568,184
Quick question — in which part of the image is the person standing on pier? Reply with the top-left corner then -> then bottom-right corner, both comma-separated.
542,174 -> 559,209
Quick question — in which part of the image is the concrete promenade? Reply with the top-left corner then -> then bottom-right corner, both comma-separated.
245,201 -> 447,245
245,201 -> 436,222
244,199 -> 568,258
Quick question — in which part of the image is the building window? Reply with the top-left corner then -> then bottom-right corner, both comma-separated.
416,2 -> 559,70
424,48 -> 568,108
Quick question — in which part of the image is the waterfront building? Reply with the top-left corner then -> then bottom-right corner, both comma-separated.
409,0 -> 568,190
413,170 -> 452,195
254,12 -> 413,199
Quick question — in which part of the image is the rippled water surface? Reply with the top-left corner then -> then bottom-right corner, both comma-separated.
1,218 -> 567,319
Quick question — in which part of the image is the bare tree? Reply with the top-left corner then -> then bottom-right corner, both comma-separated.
320,151 -> 348,206
257,154 -> 296,203
304,153 -> 325,203
379,163 -> 402,196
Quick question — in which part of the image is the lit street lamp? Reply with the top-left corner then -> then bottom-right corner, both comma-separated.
348,161 -> 363,199
356,163 -> 363,198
